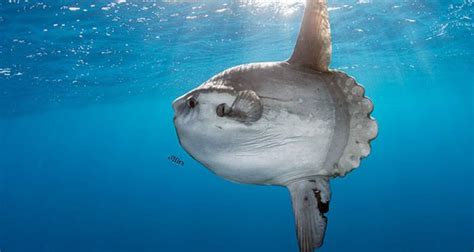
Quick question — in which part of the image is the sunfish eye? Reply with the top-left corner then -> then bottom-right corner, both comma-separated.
186,97 -> 198,108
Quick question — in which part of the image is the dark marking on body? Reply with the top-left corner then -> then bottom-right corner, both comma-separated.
313,189 -> 330,214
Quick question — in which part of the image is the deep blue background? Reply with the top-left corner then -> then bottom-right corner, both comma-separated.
0,1 -> 472,251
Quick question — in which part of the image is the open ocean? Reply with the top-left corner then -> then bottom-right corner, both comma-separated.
0,0 -> 472,251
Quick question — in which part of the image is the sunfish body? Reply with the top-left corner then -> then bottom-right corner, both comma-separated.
172,1 -> 377,251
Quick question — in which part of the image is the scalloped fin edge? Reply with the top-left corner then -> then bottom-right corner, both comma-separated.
330,71 -> 378,177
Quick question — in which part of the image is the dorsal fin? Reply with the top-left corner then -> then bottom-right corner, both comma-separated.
288,0 -> 331,72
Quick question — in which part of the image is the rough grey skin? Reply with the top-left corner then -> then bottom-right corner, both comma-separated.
172,0 -> 377,251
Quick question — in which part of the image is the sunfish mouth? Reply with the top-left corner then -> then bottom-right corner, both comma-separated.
171,96 -> 186,116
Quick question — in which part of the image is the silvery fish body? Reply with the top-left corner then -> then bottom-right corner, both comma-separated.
172,0 -> 378,251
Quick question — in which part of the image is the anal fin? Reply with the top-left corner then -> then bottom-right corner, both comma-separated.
287,177 -> 331,252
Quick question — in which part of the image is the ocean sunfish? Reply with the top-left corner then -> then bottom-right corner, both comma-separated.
172,0 -> 378,251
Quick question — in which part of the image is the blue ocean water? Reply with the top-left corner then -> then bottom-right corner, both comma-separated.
0,0 -> 472,251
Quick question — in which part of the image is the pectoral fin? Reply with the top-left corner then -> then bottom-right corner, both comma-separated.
287,177 -> 331,252
229,90 -> 263,123
288,0 -> 331,72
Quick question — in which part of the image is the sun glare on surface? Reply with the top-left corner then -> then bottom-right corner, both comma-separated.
240,0 -> 305,16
